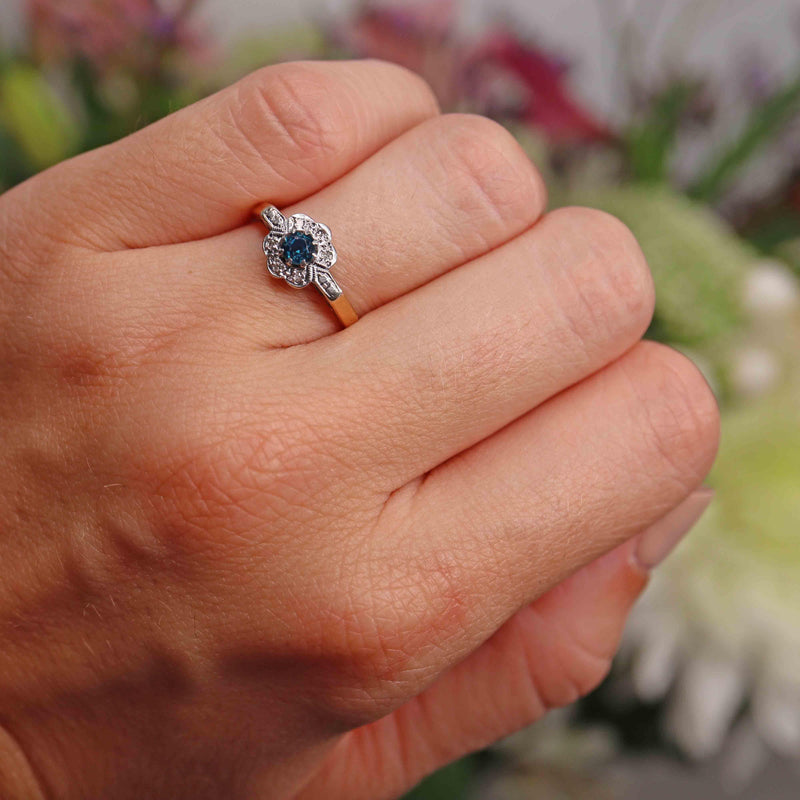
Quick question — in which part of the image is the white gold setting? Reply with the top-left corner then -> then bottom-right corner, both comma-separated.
260,206 -> 342,301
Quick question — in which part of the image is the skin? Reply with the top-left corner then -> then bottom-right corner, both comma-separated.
0,60 -> 719,799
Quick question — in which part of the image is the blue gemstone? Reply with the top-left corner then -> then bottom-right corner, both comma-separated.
281,232 -> 317,266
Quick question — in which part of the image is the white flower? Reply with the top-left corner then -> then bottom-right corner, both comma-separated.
743,260 -> 800,320
622,388 -> 800,783
730,345 -> 781,398
664,647 -> 745,760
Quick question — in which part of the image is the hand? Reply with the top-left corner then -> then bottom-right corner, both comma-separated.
0,60 -> 718,799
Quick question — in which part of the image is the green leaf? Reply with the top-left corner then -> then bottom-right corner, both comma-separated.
0,121 -> 34,189
0,64 -> 80,169
626,82 -> 697,183
690,71 -> 800,203
401,757 -> 475,800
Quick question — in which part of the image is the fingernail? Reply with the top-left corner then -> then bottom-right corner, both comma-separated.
633,488 -> 714,571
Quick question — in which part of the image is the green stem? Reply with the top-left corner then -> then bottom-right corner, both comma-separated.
690,71 -> 800,203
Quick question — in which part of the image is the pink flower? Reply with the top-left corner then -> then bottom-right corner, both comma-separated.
466,31 -> 609,143
340,2 -> 609,144
335,0 -> 463,108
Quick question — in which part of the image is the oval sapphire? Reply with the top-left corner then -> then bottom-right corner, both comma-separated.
281,232 -> 317,267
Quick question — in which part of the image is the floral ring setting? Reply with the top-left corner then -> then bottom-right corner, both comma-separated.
256,205 -> 358,327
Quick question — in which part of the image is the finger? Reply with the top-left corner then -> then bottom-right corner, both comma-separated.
35,60 -> 439,250
296,537 -> 648,800
319,206 -> 655,484
180,113 -> 547,344
391,341 -> 718,679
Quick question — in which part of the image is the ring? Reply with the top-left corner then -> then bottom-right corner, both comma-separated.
255,205 -> 358,327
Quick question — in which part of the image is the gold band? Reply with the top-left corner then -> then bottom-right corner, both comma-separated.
254,204 -> 358,328
328,294 -> 359,327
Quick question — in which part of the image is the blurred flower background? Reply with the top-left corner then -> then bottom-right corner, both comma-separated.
1,0 -> 799,797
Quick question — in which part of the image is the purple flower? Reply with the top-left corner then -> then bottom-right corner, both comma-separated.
27,0 -> 205,72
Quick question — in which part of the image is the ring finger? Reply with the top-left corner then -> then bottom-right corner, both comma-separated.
162,113 -> 548,346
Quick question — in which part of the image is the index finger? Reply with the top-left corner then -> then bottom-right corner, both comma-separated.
32,60 -> 439,250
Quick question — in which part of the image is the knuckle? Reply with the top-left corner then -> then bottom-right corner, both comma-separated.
309,592 -> 417,723
17,267 -> 132,397
0,184 -> 65,284
224,62 -> 348,172
624,342 -> 720,488
538,642 -> 613,710
548,207 -> 655,348
310,546 -> 470,725
431,113 -> 547,230
40,276 -> 203,396
361,58 -> 440,113
512,604 -> 618,714
50,336 -> 124,394
151,411 -> 326,551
